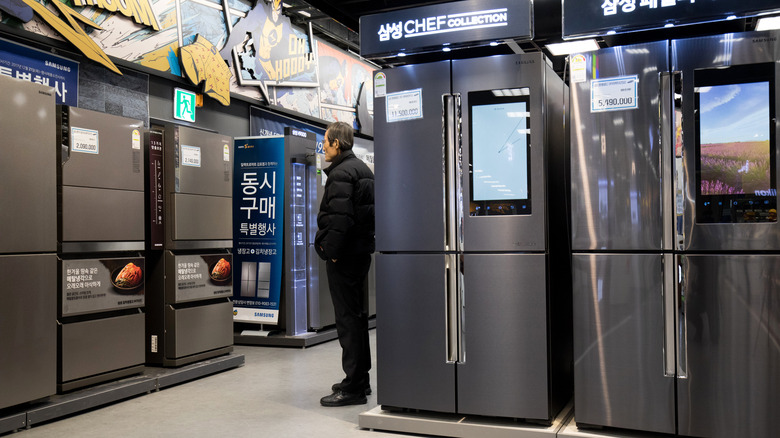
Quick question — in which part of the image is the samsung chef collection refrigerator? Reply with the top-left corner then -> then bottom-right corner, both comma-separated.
571,31 -> 780,437
0,76 -> 57,409
374,52 -> 572,421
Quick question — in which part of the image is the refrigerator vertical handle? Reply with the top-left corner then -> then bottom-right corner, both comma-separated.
662,253 -> 676,377
442,94 -> 463,252
660,73 -> 674,251
677,255 -> 688,379
445,254 -> 464,364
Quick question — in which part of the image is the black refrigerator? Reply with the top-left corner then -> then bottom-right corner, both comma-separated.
570,31 -> 780,437
374,52 -> 571,421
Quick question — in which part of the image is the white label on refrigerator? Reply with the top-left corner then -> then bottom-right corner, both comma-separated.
570,54 -> 587,84
374,72 -> 386,98
223,144 -> 230,162
591,75 -> 638,112
181,144 -> 201,167
131,129 -> 141,150
71,127 -> 99,154
386,88 -> 423,123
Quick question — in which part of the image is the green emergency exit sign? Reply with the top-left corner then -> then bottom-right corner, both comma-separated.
174,88 -> 196,122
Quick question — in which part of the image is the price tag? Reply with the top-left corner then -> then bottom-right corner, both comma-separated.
71,127 -> 99,154
181,145 -> 201,167
591,75 -> 638,113
386,88 -> 423,123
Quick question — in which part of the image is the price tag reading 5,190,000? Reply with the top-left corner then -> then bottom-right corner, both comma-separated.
386,88 -> 423,123
591,75 -> 638,113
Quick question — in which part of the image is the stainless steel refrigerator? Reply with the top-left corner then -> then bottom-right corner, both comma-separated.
0,76 -> 57,409
374,52 -> 571,421
571,31 -> 780,437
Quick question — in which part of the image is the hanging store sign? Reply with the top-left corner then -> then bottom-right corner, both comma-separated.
232,136 -> 285,324
563,0 -> 780,38
360,0 -> 532,58
0,38 -> 78,106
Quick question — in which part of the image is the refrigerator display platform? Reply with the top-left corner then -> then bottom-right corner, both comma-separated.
0,353 -> 244,435
359,403 -> 572,438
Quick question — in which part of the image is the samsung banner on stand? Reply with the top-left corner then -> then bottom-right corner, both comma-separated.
563,0 -> 780,38
359,0 -> 533,58
232,137 -> 285,324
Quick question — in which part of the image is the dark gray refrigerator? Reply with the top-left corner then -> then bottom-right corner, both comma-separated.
56,106 -> 147,391
145,123 -> 234,366
0,76 -> 57,409
374,52 -> 571,421
571,31 -> 780,437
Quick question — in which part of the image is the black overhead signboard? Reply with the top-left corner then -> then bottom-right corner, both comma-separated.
563,0 -> 780,39
360,0 -> 532,58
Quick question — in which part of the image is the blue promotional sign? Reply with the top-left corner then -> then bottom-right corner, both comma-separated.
232,137 -> 286,324
0,38 -> 79,106
250,106 -> 325,154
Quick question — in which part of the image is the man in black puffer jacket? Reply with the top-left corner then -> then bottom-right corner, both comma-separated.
316,121 -> 375,407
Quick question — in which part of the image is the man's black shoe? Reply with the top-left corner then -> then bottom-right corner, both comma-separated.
320,390 -> 367,407
332,382 -> 372,395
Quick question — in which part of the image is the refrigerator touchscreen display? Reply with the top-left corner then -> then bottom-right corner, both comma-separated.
469,89 -> 532,216
694,63 -> 777,223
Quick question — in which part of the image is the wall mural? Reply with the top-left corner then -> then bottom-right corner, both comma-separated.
0,0 -> 375,129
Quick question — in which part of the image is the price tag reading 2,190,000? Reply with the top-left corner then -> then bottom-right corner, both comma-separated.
386,88 -> 424,123
590,75 -> 638,113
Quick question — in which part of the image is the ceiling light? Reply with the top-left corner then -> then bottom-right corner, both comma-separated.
664,23 -> 674,28
756,15 -> 780,31
490,41 -> 499,47
545,39 -> 599,56
298,10 -> 311,17
443,47 -> 451,52
397,52 -> 406,57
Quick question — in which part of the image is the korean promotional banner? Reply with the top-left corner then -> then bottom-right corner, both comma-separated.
0,37 -> 78,106
232,136 -> 285,324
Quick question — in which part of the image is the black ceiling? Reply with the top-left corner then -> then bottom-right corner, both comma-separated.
282,0 -> 760,74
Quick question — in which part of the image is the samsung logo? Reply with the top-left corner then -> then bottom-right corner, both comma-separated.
752,37 -> 777,43
38,90 -> 52,96
291,129 -> 307,138
516,60 -> 535,65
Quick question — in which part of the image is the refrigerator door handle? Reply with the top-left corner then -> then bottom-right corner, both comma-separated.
662,253 -> 676,377
677,255 -> 688,378
660,73 -> 674,251
445,253 -> 458,363
442,93 -> 463,253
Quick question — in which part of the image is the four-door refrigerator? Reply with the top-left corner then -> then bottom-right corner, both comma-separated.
145,123 -> 234,366
571,31 -> 780,437
56,106 -> 147,391
374,52 -> 572,422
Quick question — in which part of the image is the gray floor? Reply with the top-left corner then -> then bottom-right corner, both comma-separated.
15,330 -> 402,438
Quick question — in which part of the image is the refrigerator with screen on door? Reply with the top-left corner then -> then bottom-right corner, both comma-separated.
570,31 -> 780,437
374,52 -> 572,422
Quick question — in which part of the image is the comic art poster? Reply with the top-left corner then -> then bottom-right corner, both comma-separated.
316,40 -> 374,124
221,0 -> 317,100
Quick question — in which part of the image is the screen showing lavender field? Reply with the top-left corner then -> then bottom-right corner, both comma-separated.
698,81 -> 772,196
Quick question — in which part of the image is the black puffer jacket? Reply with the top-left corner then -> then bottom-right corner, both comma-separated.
315,150 -> 375,260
